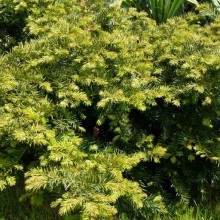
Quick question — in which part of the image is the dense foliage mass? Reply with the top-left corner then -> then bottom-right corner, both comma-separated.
0,0 -> 28,53
0,0 -> 220,219
120,0 -> 200,24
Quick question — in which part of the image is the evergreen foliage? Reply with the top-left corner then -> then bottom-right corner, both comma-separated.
0,0 -> 220,219
0,0 -> 28,54
120,0 -> 199,24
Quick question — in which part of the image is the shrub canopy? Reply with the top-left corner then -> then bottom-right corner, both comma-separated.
0,0 -> 220,219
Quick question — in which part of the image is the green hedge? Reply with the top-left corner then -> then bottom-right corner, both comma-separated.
0,0 -> 220,219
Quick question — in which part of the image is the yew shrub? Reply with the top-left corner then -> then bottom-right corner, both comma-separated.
0,0 -> 220,219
